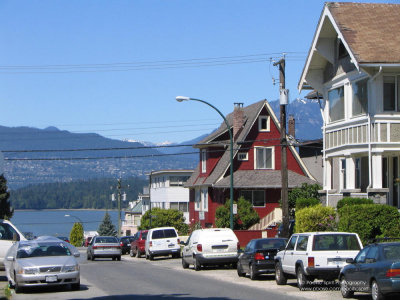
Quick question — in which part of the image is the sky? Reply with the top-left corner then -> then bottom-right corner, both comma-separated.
0,0 -> 399,144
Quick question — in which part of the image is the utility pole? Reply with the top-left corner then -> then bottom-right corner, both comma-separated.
111,178 -> 128,237
274,55 -> 289,238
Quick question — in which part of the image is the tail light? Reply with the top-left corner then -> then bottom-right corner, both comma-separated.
197,244 -> 203,252
237,242 -> 240,250
92,246 -> 97,249
120,242 -> 124,246
254,252 -> 265,260
308,257 -> 315,268
149,241 -> 152,248
386,269 -> 400,277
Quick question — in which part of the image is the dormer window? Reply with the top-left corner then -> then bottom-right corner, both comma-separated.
258,116 -> 270,131
201,149 -> 207,173
238,152 -> 248,161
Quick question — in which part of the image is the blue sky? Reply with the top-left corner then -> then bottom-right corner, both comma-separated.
0,0 -> 398,144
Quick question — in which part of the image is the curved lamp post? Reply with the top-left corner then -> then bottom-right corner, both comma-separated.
65,214 -> 84,230
176,96 -> 234,230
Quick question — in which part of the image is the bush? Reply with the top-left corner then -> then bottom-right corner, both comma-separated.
287,183 -> 321,217
69,222 -> 84,247
139,208 -> 189,235
296,197 -> 320,210
295,204 -> 336,233
336,197 -> 373,210
338,204 -> 400,245
215,197 -> 260,229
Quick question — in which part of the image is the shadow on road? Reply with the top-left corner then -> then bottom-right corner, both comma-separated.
70,294 -> 235,300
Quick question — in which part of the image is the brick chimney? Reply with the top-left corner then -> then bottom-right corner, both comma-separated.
288,115 -> 295,138
233,103 -> 244,140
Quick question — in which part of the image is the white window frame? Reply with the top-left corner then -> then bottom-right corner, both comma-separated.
238,152 -> 248,161
240,190 -> 265,207
201,188 -> 208,211
201,149 -> 207,173
328,85 -> 345,122
195,188 -> 200,211
351,78 -> 369,117
340,158 -> 346,190
254,146 -> 274,170
383,75 -> 400,112
258,116 -> 270,132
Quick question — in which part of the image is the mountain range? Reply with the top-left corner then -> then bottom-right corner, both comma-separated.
1,99 -> 322,189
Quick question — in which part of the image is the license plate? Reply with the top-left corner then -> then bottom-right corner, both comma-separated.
45,276 -> 58,283
168,244 -> 175,248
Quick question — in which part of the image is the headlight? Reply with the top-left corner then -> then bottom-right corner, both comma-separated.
63,265 -> 79,272
18,267 -> 39,275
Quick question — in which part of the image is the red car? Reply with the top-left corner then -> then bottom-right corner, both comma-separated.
130,230 -> 148,258
84,236 -> 93,247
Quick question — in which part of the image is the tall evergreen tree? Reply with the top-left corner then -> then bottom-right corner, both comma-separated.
69,222 -> 84,247
97,212 -> 117,236
0,174 -> 14,220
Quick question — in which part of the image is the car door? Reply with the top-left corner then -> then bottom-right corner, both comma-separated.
345,246 -> 370,289
358,245 -> 379,289
281,235 -> 298,275
293,235 -> 309,270
182,233 -> 193,264
241,241 -> 254,273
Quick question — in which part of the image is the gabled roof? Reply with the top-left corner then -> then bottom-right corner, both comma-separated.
299,2 -> 400,91
186,99 -> 315,188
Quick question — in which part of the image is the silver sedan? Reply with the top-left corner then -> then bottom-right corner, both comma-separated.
87,236 -> 121,261
3,237 -> 80,293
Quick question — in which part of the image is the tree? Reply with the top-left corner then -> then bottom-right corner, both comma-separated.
0,174 -> 14,220
69,222 -> 84,247
215,197 -> 260,229
287,183 -> 321,217
139,208 -> 189,235
98,212 -> 117,237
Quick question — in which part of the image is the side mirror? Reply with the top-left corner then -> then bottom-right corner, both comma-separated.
346,258 -> 355,264
6,256 -> 15,262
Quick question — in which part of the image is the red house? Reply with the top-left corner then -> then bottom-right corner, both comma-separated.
185,100 -> 316,229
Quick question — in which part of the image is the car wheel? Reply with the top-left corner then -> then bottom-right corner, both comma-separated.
182,257 -> 189,269
340,276 -> 354,298
275,262 -> 287,285
149,254 -> 154,261
146,253 -> 149,260
71,280 -> 80,291
296,266 -> 308,290
130,249 -> 134,257
237,262 -> 245,277
194,257 -> 201,271
136,249 -> 140,258
87,253 -> 90,260
371,280 -> 385,300
14,272 -> 22,294
117,256 -> 121,261
91,254 -> 95,261
249,264 -> 257,280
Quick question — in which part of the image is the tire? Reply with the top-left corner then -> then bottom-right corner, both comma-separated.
87,253 -> 90,260
249,264 -> 257,280
71,280 -> 80,291
371,280 -> 385,300
149,254 -> 154,261
130,249 -> 134,257
340,276 -> 354,298
182,258 -> 189,269
91,254 -> 95,261
237,262 -> 245,277
145,253 -> 149,260
14,272 -> 22,294
275,262 -> 287,285
194,257 -> 201,271
117,256 -> 121,261
296,266 -> 308,290
135,249 -> 140,258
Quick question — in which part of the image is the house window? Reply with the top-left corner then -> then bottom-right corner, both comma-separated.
352,78 -> 368,116
170,176 -> 190,187
170,202 -> 188,212
383,76 -> 400,111
340,158 -> 346,190
241,190 -> 265,207
202,188 -> 208,211
238,152 -> 248,161
329,86 -> 345,122
201,149 -> 207,173
195,189 -> 200,211
255,147 -> 274,169
258,116 -> 270,131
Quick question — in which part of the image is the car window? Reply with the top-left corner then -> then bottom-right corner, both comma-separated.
163,229 -> 177,238
383,244 -> 400,260
255,239 -> 286,250
286,236 -> 297,250
313,234 -> 361,251
0,223 -> 18,241
17,243 -> 71,258
296,236 -> 309,251
96,237 -> 118,243
355,247 -> 369,263
141,232 -> 148,240
365,246 -> 378,262
244,241 -> 253,252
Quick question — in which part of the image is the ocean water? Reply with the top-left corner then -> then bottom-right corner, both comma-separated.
10,210 -> 120,238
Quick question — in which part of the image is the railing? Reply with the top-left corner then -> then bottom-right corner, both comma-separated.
249,208 -> 282,230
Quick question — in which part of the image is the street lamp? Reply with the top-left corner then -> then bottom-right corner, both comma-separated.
65,214 -> 83,227
176,96 -> 234,230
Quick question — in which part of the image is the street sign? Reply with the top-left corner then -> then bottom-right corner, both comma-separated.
233,204 -> 237,215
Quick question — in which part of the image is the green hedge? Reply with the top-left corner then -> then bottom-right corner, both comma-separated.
338,204 -> 400,245
336,197 -> 373,210
295,204 -> 336,233
296,197 -> 320,210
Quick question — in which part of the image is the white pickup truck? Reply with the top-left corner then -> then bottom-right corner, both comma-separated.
274,232 -> 363,290
0,220 -> 26,269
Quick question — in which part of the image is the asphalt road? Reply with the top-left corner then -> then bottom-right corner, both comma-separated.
9,250 -> 370,300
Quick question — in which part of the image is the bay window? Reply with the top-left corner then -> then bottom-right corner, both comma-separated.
329,86 -> 345,122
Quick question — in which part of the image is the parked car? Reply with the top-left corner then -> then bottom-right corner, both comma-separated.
145,227 -> 180,260
130,230 -> 148,258
57,236 -> 70,243
84,236 -> 93,247
339,240 -> 400,300
0,220 -> 27,269
276,220 -> 295,238
87,236 -> 121,261
181,228 -> 239,271
3,236 -> 80,293
237,238 -> 287,280
275,232 -> 363,289
119,236 -> 135,255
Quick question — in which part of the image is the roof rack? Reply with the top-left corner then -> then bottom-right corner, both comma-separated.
367,237 -> 400,245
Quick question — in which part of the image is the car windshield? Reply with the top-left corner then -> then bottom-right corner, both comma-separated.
17,242 -> 71,258
312,234 -> 361,251
383,244 -> 400,260
152,229 -> 177,239
95,237 -> 118,243
255,239 -> 286,250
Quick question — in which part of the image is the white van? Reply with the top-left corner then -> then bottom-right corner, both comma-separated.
145,227 -> 180,260
0,220 -> 26,269
181,228 -> 239,271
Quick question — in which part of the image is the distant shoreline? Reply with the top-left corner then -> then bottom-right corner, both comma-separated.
14,208 -> 119,212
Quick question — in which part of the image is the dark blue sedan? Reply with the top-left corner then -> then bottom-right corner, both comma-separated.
339,241 -> 400,300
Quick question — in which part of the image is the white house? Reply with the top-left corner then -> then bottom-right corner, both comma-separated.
298,2 -> 400,207
148,170 -> 193,224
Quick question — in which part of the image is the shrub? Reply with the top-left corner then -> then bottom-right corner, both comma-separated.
215,197 -> 260,229
69,222 -> 84,247
336,197 -> 373,210
295,204 -> 336,233
139,208 -> 189,235
338,204 -> 400,245
296,197 -> 320,210
287,183 -> 321,217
